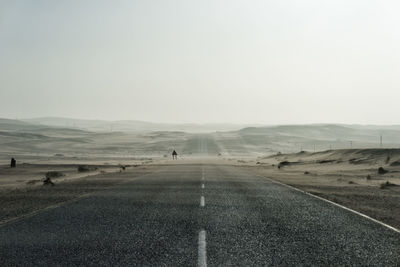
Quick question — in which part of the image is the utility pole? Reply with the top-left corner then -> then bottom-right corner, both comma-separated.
380,134 -> 383,148
350,141 -> 353,149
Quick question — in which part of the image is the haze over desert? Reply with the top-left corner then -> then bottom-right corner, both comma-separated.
1,0 -> 400,265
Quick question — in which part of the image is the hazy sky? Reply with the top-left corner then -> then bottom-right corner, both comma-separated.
1,0 -> 400,124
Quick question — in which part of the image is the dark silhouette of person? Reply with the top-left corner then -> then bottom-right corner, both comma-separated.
10,158 -> 16,168
172,150 -> 178,160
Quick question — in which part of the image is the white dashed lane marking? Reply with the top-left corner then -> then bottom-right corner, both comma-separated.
198,230 -> 207,267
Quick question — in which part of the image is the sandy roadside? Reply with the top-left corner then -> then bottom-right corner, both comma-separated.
234,154 -> 400,230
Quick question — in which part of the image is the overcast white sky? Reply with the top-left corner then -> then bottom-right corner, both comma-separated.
1,0 -> 400,124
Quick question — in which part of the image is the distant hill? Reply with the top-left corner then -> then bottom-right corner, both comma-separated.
0,118 -> 48,132
2,118 -> 400,158
216,124 -> 400,155
23,117 -> 251,133
236,124 -> 400,144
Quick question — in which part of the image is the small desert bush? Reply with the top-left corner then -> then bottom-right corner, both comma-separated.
77,165 -> 97,172
378,167 -> 388,175
45,171 -> 64,179
380,181 -> 398,189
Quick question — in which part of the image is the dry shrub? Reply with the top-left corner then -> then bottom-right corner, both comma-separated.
77,165 -> 97,172
45,171 -> 64,179
378,167 -> 388,175
380,181 -> 398,189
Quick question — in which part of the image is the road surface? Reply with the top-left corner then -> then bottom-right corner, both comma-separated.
0,162 -> 399,266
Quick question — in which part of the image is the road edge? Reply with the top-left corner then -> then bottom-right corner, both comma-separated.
258,175 -> 400,234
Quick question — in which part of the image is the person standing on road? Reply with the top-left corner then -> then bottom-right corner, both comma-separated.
10,158 -> 16,168
172,150 -> 178,160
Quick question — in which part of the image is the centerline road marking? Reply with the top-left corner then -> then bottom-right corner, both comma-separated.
198,230 -> 207,267
200,196 -> 205,207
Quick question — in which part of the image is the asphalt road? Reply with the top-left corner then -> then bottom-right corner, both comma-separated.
0,162 -> 399,266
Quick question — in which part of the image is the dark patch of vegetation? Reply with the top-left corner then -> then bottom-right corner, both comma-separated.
278,161 -> 301,168
304,171 -> 310,175
43,177 -> 54,186
278,161 -> 290,168
390,160 -> 400,166
77,165 -> 98,172
348,181 -> 355,184
385,156 -> 391,164
45,171 -> 64,179
366,175 -> 371,180
316,160 -> 335,164
348,158 -> 367,164
378,167 -> 388,175
380,181 -> 398,189
26,179 -> 41,185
